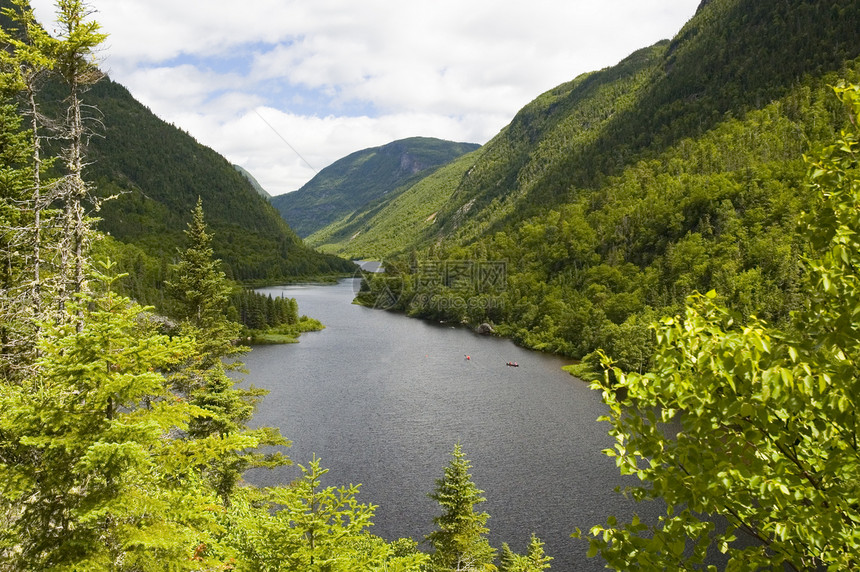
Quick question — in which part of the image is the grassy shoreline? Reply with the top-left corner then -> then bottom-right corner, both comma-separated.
245,316 -> 325,344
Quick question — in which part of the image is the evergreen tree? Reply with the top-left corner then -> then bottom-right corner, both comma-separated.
0,0 -> 60,338
498,544 -> 517,572
220,457 -> 429,571
498,536 -> 552,572
0,97 -> 36,377
51,0 -> 106,308
169,197 -> 239,361
426,444 -> 497,572
169,198 -> 289,505
0,262 -> 224,570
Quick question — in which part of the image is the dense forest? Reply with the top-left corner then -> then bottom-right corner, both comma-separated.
273,137 -> 480,238
335,0 -> 860,377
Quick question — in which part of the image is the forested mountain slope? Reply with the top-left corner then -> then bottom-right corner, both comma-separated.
271,137 -> 479,237
77,78 -> 354,281
309,42 -> 665,258
1,0 -> 353,285
348,0 -> 860,367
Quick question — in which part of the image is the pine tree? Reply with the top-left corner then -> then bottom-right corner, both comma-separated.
426,443 -> 497,572
0,262 -> 224,570
51,0 -> 106,309
0,98 -> 37,377
499,536 -> 552,572
0,0 -> 61,336
220,457 -> 429,571
499,544 -> 517,572
168,197 -> 239,359
169,198 -> 289,505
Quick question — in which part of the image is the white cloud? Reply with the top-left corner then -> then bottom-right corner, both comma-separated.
28,0 -> 701,195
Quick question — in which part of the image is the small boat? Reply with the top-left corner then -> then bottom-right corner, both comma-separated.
506,362 -> 519,367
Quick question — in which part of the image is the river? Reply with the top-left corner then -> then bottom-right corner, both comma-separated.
243,279 -> 661,570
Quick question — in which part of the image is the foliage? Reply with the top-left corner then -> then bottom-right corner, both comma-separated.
0,262 -> 224,570
576,84 -> 860,571
245,316 -> 324,345
167,199 -> 290,505
232,288 -> 299,331
167,197 -> 241,361
220,457 -> 429,571
498,536 -> 552,572
0,96 -> 38,374
426,444 -> 497,572
91,233 -> 167,308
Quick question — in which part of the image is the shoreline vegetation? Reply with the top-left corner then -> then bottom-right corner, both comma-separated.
244,315 -> 325,344
239,272 -> 354,288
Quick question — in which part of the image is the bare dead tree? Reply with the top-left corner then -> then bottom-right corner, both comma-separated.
51,0 -> 106,319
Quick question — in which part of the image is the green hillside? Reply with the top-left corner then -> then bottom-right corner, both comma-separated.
0,0 -> 354,284
307,151 -> 483,257
271,137 -> 479,237
311,42 -> 669,259
342,0 -> 860,368
75,78 -> 354,281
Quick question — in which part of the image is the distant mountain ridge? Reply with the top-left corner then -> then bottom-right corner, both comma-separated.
270,137 -> 480,237
234,165 -> 271,199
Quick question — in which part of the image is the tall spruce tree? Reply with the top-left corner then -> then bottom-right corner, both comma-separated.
169,198 -> 289,505
426,444 -> 497,572
0,262 -> 226,570
169,197 -> 239,363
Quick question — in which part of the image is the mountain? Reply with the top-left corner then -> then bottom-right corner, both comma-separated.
322,0 -> 860,366
0,0 -> 352,282
69,77 -> 354,282
234,165 -> 272,199
306,150 -> 481,256
270,137 -> 480,237
308,41 -> 666,259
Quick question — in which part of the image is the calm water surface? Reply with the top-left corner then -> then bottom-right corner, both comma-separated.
244,279 -> 660,570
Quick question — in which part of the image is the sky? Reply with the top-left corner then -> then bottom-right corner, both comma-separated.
30,0 -> 701,196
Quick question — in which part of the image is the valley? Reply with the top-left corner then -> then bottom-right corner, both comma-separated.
1,0 -> 859,569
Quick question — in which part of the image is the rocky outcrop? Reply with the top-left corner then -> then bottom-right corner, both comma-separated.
475,323 -> 495,335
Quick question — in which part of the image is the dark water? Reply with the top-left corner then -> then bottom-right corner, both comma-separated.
243,279 -> 660,570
